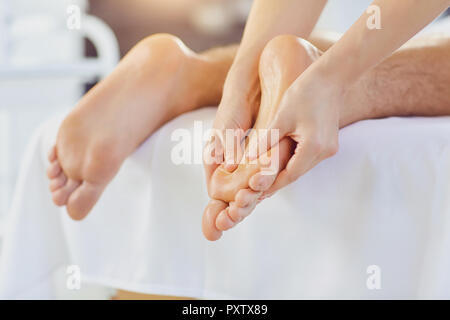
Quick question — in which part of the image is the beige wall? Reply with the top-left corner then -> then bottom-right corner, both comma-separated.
88,0 -> 245,56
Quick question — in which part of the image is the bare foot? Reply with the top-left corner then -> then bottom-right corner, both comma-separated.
47,34 -> 231,220
202,35 -> 322,240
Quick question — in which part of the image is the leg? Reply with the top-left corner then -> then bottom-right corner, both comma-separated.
203,33 -> 450,240
47,34 -> 236,220
341,34 -> 450,126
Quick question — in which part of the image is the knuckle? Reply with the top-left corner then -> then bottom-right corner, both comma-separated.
307,135 -> 323,154
228,208 -> 241,223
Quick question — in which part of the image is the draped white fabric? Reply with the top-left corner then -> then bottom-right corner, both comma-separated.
2,106 -> 450,299
1,13 -> 449,301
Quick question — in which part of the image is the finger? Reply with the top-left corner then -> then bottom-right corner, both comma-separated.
265,137 -> 319,195
258,191 -> 275,201
247,114 -> 289,161
224,128 -> 246,172
203,130 -> 227,183
206,131 -> 224,165
248,137 -> 295,192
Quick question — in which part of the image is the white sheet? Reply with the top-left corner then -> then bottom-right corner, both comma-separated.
2,16 -> 450,300
1,106 -> 450,299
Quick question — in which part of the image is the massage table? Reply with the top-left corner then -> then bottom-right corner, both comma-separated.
1,107 -> 450,299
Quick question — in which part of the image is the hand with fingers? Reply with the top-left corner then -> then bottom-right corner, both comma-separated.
247,70 -> 341,199
200,0 -> 450,241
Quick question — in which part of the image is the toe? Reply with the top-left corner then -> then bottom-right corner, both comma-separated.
229,200 -> 257,221
52,179 -> 80,206
49,172 -> 68,192
66,181 -> 104,220
202,200 -> 227,241
216,208 -> 236,231
48,146 -> 57,162
47,161 -> 62,179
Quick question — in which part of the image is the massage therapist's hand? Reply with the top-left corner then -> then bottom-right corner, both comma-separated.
247,66 -> 343,198
202,61 -> 261,194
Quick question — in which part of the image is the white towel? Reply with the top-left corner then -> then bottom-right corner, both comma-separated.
1,106 -> 450,299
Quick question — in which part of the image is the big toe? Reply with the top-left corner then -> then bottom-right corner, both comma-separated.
66,181 -> 105,220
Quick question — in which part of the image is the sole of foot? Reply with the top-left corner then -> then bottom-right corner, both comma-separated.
202,35 -> 321,241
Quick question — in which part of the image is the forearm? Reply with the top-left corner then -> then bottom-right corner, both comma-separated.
340,35 -> 450,127
232,0 -> 327,76
316,0 -> 450,86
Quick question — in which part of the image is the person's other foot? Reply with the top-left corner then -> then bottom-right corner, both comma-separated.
47,34 -> 226,220
202,35 -> 322,240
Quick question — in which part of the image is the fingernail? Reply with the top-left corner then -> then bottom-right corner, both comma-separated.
225,164 -> 236,172
251,174 -> 273,191
257,175 -> 273,189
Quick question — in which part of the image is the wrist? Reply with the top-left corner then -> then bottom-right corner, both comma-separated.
291,64 -> 366,129
310,55 -> 356,92
221,55 -> 261,108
